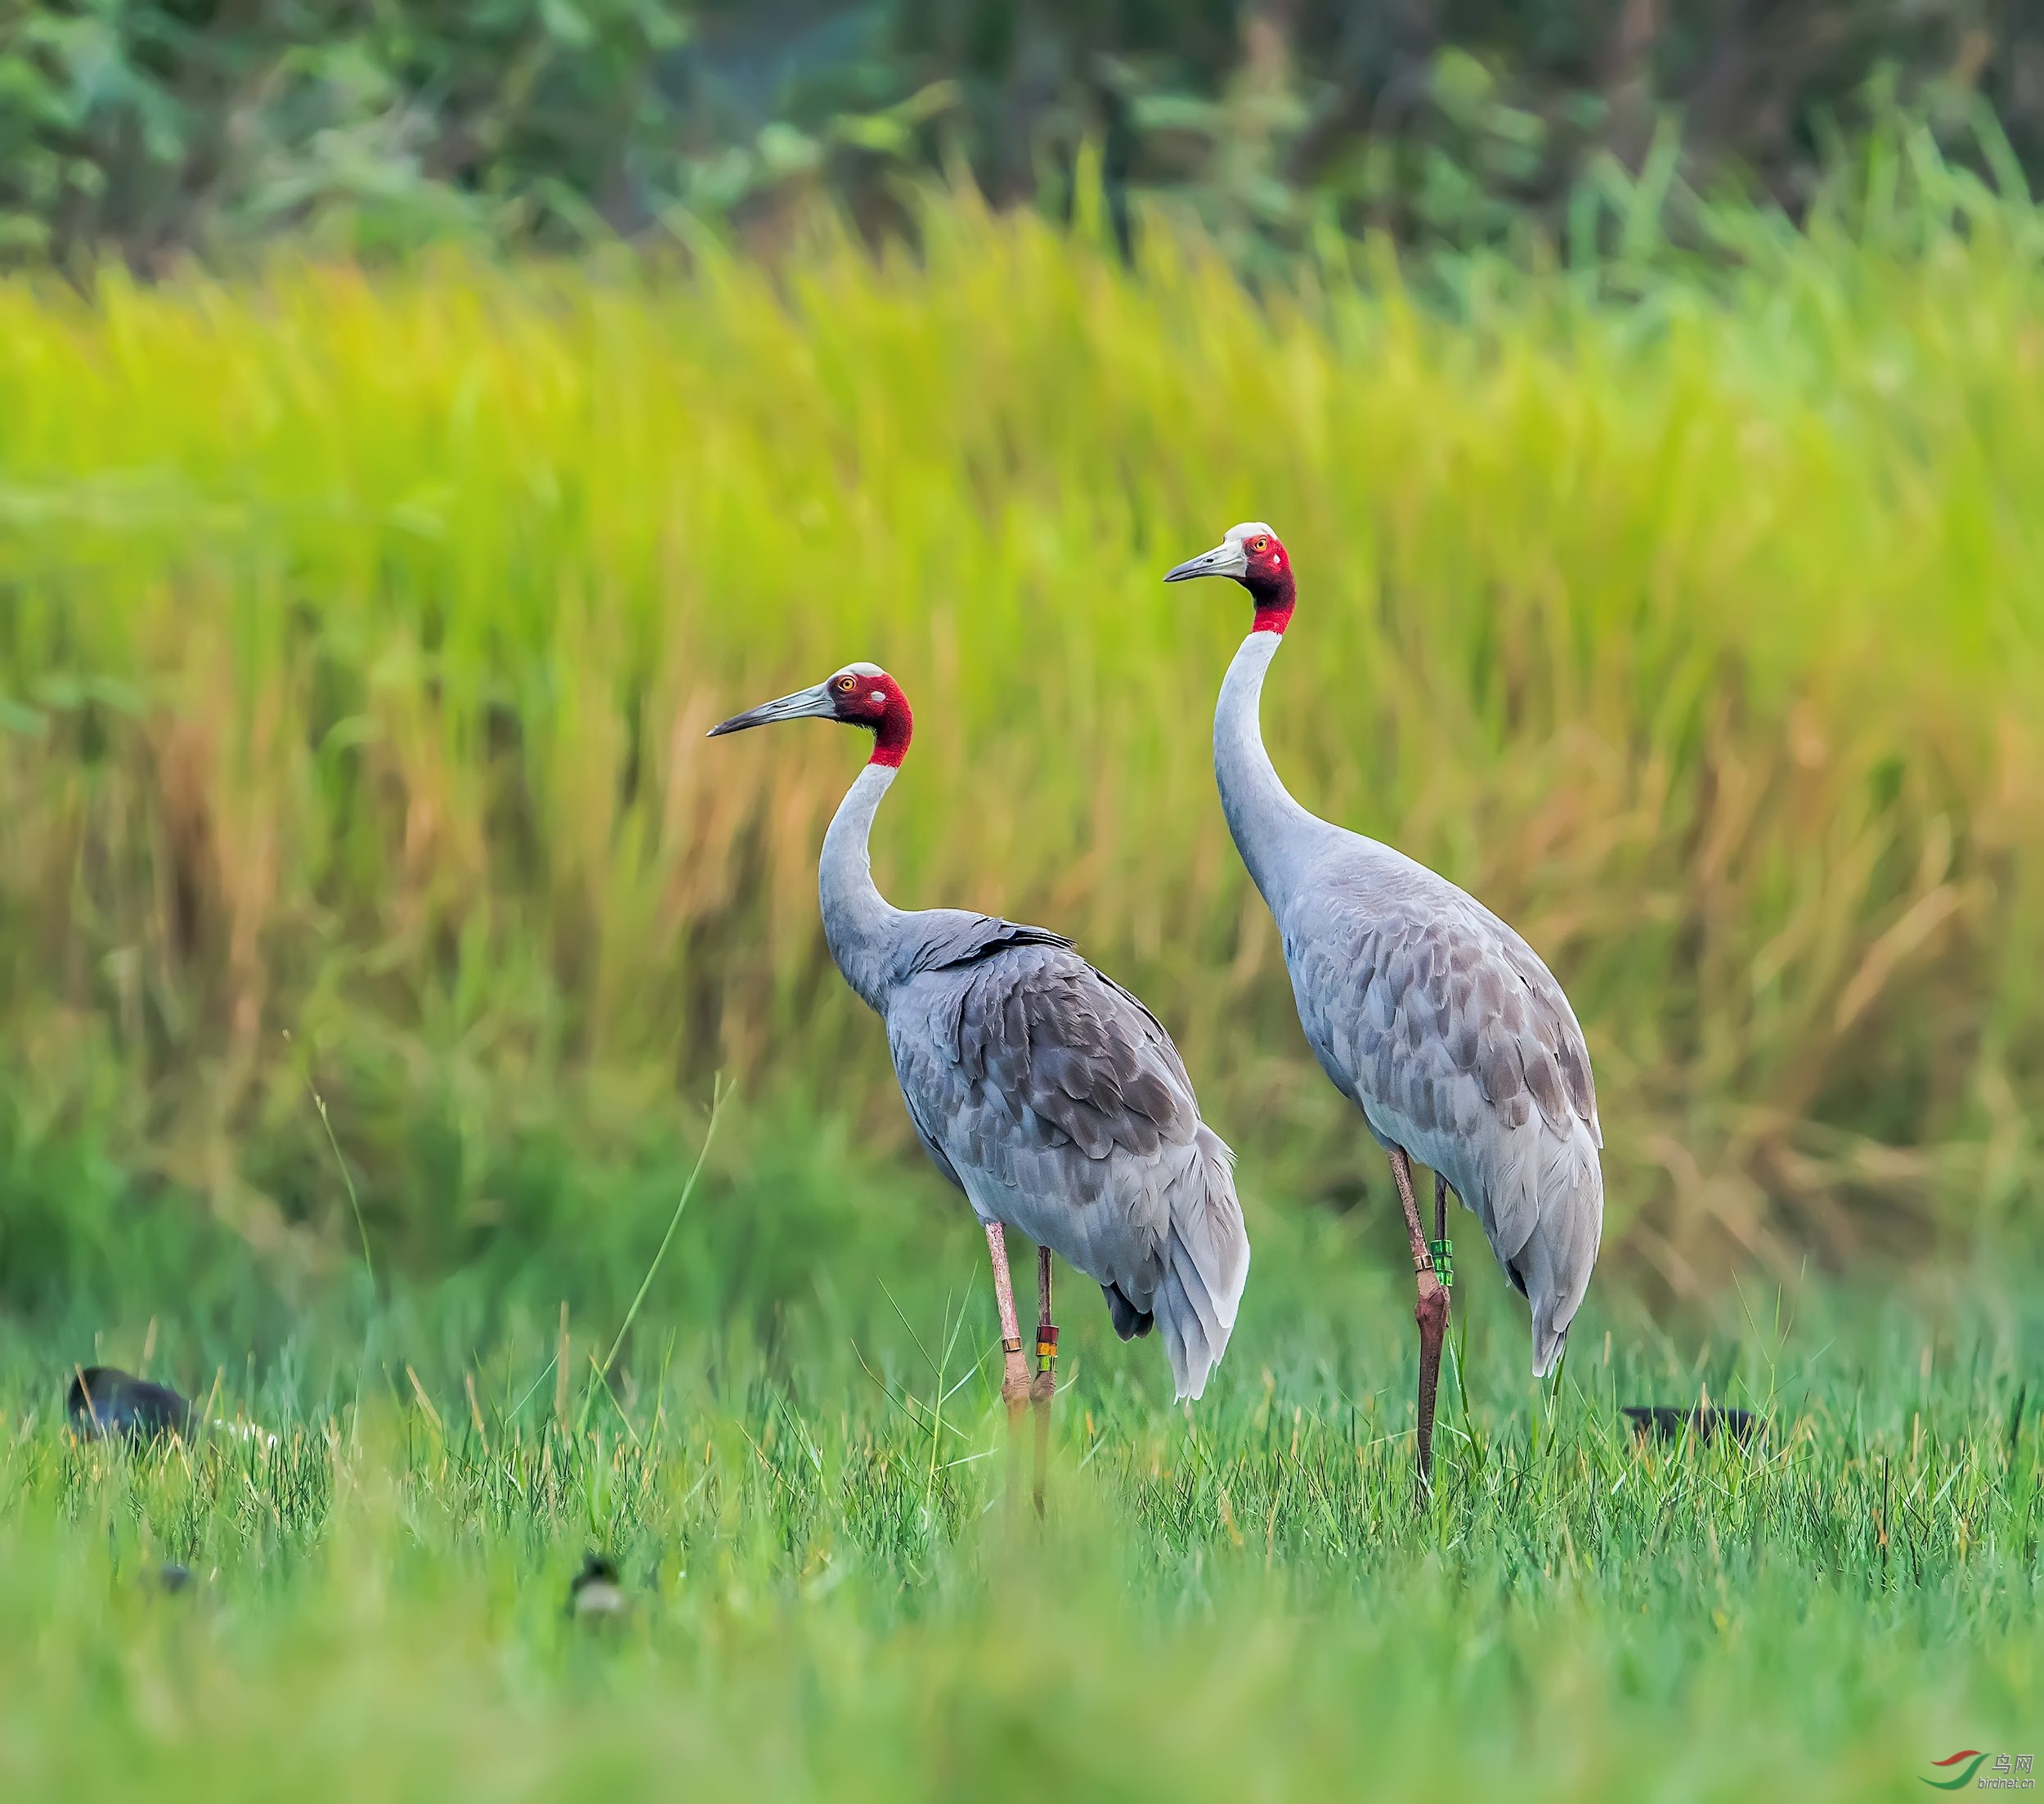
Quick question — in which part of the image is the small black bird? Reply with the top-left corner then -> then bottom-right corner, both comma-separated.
1622,1404 -> 1764,1445
155,1563 -> 195,1595
568,1552 -> 629,1622
66,1366 -> 193,1443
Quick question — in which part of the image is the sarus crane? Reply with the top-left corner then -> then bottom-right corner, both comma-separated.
1164,524 -> 1602,1487
709,662 -> 1250,1491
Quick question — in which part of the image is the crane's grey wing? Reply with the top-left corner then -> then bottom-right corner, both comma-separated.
885,929 -> 1248,1400
889,913 -> 1075,1200
1285,881 -> 1601,1374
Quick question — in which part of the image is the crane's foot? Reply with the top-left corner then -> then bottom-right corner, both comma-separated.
1414,1277 -> 1449,1495
1000,1336 -> 1031,1411
1030,1398 -> 1050,1516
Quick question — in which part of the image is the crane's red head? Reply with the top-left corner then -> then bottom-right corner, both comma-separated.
1162,520 -> 1296,633
706,661 -> 913,766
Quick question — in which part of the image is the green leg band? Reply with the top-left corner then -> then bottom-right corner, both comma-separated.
1428,1238 -> 1455,1289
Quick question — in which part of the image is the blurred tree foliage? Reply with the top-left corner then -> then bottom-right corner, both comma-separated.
0,1 -> 2039,267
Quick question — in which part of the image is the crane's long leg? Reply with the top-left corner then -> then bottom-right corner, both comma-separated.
1030,1245 -> 1056,1515
1388,1147 -> 1449,1494
1433,1167 -> 1455,1436
984,1223 -> 1032,1413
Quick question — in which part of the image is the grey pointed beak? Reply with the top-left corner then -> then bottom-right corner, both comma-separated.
706,681 -> 837,738
1163,539 -> 1247,583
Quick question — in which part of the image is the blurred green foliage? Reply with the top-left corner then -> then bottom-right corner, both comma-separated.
2,1 -> 2041,268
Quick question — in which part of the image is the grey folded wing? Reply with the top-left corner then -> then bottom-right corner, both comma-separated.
885,917 -> 1248,1396
1284,882 -> 1601,1363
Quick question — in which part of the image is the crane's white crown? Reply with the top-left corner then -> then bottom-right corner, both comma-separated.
830,661 -> 891,706
1225,521 -> 1275,543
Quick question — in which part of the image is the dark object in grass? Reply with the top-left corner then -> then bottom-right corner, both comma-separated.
155,1563 -> 195,1594
1623,1404 -> 1764,1445
568,1552 -> 629,1622
65,1366 -> 194,1443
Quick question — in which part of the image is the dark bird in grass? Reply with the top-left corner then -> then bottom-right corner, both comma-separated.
568,1552 -> 629,1622
155,1563 -> 195,1595
1623,1405 -> 1764,1445
66,1366 -> 193,1443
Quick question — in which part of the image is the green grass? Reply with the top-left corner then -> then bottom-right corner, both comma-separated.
3,1191 -> 2038,1802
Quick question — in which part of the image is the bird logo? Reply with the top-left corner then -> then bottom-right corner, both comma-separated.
1921,1751 -> 1988,1789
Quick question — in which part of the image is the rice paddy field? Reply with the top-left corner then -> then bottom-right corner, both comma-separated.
1,176 -> 2042,1797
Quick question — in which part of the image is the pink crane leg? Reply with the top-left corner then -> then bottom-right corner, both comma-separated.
984,1223 -> 1031,1410
1031,1244 -> 1057,1515
1033,1245 -> 1056,1402
1389,1147 -> 1450,1493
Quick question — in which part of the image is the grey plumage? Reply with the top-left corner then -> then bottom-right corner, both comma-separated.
1276,841 -> 1603,1372
720,671 -> 1248,1403
1197,542 -> 1602,1375
884,919 -> 1247,1399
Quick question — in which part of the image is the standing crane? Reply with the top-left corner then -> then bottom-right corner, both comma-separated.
1164,525 -> 1602,1488
709,662 -> 1250,1492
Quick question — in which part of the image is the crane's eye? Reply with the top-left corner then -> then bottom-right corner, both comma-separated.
1251,536 -> 1269,553
837,676 -> 857,692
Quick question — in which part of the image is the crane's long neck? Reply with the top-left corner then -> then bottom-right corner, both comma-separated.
819,761 -> 908,1012
1215,629 -> 1324,914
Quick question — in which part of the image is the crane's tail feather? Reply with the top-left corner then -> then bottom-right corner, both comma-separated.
1154,1129 -> 1251,1402
1102,1283 -> 1154,1340
1519,1128 -> 1603,1378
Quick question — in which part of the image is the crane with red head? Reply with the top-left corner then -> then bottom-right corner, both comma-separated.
1166,522 -> 1603,1491
710,658 -> 1250,1502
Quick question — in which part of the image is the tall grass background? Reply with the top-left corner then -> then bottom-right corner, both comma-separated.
1,170 -> 2040,1317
